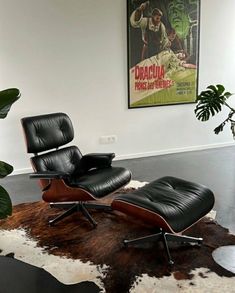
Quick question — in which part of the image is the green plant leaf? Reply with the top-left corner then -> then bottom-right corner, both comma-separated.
215,84 -> 225,95
195,84 -> 228,121
224,92 -> 233,98
206,84 -> 224,96
207,85 -> 217,92
214,123 -> 226,135
0,186 -> 12,219
0,88 -> 20,119
195,84 -> 235,136
0,161 -> 13,178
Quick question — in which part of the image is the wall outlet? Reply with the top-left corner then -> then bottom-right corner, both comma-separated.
99,135 -> 117,144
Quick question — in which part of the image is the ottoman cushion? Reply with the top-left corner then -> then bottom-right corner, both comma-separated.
112,176 -> 214,233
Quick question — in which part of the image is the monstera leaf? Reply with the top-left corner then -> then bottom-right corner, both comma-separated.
195,84 -> 235,135
0,186 -> 12,219
0,88 -> 20,219
0,88 -> 20,119
0,161 -> 13,178
0,161 -> 13,219
195,85 -> 232,121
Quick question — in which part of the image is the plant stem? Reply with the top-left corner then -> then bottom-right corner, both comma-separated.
219,111 -> 235,128
224,101 -> 235,113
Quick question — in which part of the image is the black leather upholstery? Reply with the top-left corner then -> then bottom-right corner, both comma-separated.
76,153 -> 115,176
21,113 -> 74,153
30,171 -> 70,179
68,167 -> 132,198
31,146 -> 131,197
113,176 -> 214,233
21,112 -> 132,202
21,112 -> 132,227
31,146 -> 82,176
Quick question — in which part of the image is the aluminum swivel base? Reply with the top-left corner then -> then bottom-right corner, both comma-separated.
49,202 -> 112,228
123,228 -> 203,265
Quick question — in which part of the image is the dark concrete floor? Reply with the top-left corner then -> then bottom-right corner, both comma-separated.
2,145 -> 235,233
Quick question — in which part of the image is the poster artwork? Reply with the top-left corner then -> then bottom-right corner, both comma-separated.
127,0 -> 200,108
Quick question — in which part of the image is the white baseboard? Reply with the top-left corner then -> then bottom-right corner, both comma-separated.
12,141 -> 235,175
115,141 -> 235,161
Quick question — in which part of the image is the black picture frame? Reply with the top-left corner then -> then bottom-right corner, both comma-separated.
127,0 -> 200,109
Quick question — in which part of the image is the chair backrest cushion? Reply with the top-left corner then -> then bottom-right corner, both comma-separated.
31,146 -> 82,175
21,112 -> 74,153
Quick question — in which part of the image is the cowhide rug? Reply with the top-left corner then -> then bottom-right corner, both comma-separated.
0,180 -> 235,293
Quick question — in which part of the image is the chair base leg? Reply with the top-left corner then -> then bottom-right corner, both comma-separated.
162,232 -> 174,265
80,203 -> 97,228
83,203 -> 112,211
49,204 -> 78,226
123,229 -> 203,265
49,201 -> 112,227
124,232 -> 162,247
165,233 -> 203,245
50,202 -> 76,209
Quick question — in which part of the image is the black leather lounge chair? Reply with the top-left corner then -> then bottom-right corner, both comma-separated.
21,112 -> 131,227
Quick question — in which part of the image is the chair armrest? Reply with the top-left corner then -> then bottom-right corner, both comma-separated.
83,153 -> 115,164
74,153 -> 115,176
82,153 -> 115,168
29,171 -> 70,179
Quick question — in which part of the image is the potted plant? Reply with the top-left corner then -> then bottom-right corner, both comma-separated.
194,84 -> 235,135
0,88 -> 20,219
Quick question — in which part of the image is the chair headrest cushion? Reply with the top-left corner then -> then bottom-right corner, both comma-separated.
21,112 -> 74,153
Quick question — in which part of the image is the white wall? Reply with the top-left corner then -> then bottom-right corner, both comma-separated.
0,0 -> 235,174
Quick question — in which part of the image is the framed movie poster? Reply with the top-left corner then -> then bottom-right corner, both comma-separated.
127,0 -> 200,108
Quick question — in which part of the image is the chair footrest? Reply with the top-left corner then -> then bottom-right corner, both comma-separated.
111,176 -> 214,264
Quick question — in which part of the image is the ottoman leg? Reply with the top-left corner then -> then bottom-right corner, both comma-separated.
123,230 -> 203,265
123,229 -> 174,265
165,233 -> 203,245
123,232 -> 162,247
162,232 -> 174,265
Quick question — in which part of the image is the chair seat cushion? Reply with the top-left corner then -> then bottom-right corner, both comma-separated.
67,167 -> 131,198
111,176 -> 214,233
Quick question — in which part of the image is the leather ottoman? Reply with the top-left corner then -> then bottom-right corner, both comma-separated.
112,176 -> 215,264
